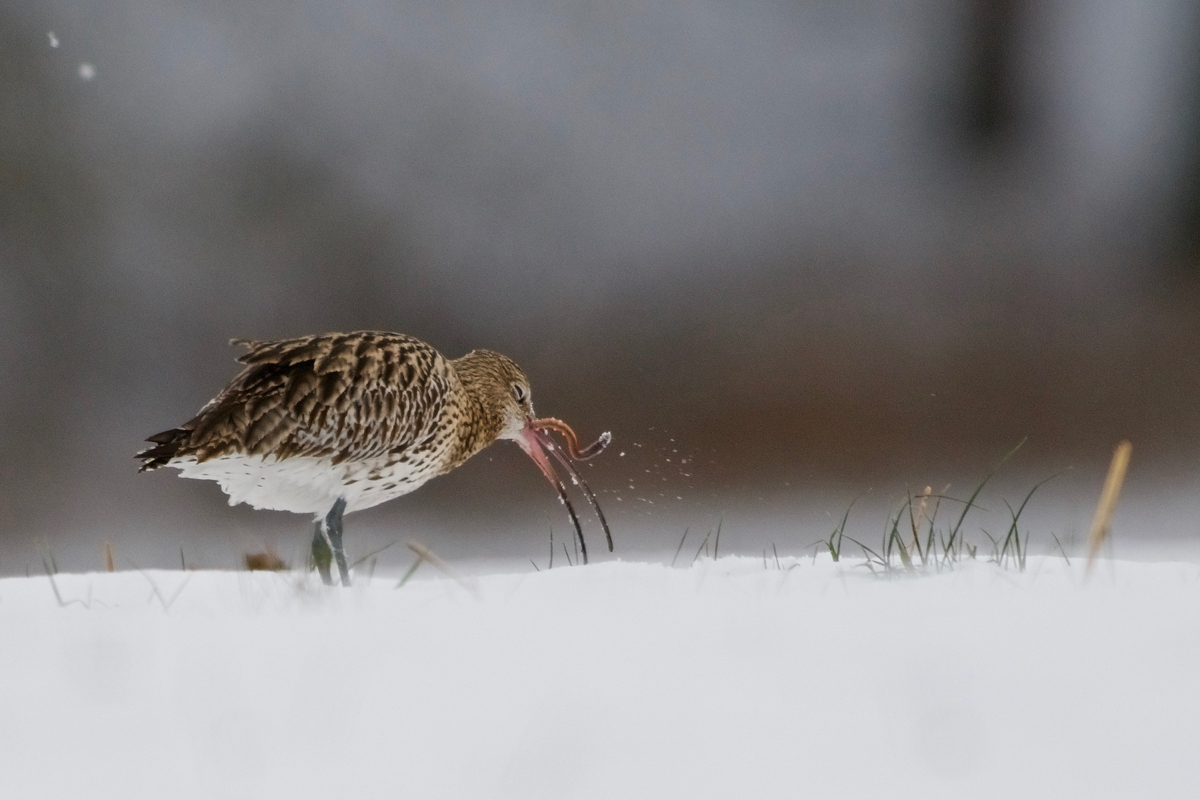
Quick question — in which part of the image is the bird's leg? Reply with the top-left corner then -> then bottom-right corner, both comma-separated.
325,497 -> 351,586
311,520 -> 334,585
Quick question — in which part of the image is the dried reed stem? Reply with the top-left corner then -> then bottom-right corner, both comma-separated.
1086,440 -> 1132,576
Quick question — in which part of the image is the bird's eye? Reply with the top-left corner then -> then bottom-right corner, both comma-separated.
512,384 -> 527,403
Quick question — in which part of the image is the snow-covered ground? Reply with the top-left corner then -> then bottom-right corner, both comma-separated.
2,556 -> 1198,799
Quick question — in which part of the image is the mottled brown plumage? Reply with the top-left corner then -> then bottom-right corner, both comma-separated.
138,331 -> 611,585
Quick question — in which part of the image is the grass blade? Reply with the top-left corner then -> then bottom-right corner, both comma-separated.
944,437 -> 1027,561
671,527 -> 689,567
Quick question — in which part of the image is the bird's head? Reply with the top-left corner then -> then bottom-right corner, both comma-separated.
452,348 -> 534,440
452,348 -> 613,560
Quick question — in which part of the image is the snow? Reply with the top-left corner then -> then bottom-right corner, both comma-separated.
2,556 -> 1198,799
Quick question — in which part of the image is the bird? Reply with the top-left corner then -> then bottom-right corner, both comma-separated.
137,331 -> 612,585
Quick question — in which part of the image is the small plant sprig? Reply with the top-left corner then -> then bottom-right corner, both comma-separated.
822,438 -> 1064,576
823,494 -> 862,563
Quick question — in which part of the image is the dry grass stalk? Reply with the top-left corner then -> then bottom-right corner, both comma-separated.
1086,440 -> 1132,576
104,542 -> 114,572
910,485 -> 932,551
405,541 -> 480,598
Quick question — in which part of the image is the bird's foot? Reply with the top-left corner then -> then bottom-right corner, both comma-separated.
311,522 -> 334,586
326,498 -> 351,587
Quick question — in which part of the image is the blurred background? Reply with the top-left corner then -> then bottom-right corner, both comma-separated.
3,0 -> 1200,575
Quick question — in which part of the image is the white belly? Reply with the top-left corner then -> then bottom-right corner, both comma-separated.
171,454 -> 440,517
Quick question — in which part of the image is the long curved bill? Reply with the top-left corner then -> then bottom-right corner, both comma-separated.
514,419 -> 612,565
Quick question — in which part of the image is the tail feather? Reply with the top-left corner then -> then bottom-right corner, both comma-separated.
136,428 -> 192,472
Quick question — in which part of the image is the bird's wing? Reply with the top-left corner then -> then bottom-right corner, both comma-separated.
138,332 -> 453,469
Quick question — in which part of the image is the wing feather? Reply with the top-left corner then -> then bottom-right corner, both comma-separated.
137,332 -> 452,469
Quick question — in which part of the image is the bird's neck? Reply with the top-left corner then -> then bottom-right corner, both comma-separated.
446,355 -> 507,466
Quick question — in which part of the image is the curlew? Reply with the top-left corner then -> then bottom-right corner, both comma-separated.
137,331 -> 612,585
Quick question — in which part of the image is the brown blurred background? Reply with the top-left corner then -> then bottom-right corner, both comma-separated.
3,0 -> 1200,575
